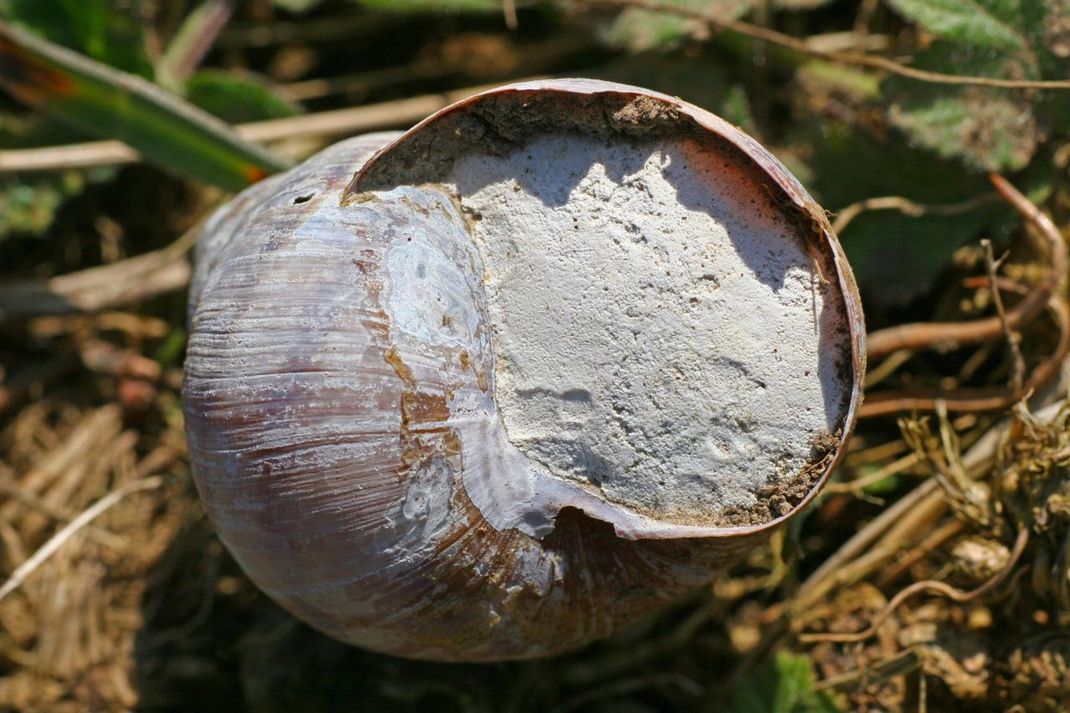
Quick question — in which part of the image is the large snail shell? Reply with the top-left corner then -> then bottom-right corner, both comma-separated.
183,79 -> 865,662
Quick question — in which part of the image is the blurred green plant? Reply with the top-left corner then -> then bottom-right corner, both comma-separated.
0,19 -> 289,190
882,0 -> 1070,170
0,1 -> 304,239
357,0 -> 502,10
599,0 -> 842,51
0,0 -> 153,76
729,651 -> 840,713
273,0 -> 327,10
601,0 -> 748,51
0,172 -> 84,238
185,69 -> 302,123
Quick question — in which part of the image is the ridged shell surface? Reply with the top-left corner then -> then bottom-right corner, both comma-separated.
183,80 -> 865,661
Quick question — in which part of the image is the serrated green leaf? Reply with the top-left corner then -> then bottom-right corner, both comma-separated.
884,42 -> 1040,171
888,88 -> 1037,171
186,70 -> 302,123
721,85 -> 757,134
886,0 -> 1027,50
730,652 -> 840,713
0,20 -> 290,190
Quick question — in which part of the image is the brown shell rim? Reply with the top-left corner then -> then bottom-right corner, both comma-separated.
345,77 -> 867,541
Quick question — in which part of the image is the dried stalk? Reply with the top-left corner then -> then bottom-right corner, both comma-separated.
813,649 -> 920,692
0,79 -> 540,173
799,528 -> 1028,643
0,405 -> 123,524
0,223 -> 199,322
0,463 -> 126,551
0,476 -> 164,603
796,399 -> 1065,613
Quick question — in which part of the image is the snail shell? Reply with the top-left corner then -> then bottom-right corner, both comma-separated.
183,79 -> 865,662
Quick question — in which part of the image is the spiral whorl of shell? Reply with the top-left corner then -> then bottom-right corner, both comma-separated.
183,79 -> 865,661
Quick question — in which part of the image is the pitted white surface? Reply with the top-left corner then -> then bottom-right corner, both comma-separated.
447,133 -> 847,519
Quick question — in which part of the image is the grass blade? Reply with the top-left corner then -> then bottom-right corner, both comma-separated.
0,19 -> 290,189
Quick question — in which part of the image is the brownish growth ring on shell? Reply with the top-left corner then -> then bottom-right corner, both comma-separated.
183,79 -> 865,662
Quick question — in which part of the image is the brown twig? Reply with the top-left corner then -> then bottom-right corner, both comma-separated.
852,0 -> 880,39
579,0 -> 1070,90
502,0 -> 519,30
794,480 -> 946,612
867,175 -> 1066,360
860,296 -> 1070,418
982,239 -> 1026,392
813,648 -> 921,692
799,527 -> 1028,644
831,193 -> 997,235
0,223 -> 200,322
962,275 -> 1030,294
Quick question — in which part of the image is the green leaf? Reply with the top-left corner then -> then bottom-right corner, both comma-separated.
854,464 -> 902,495
0,20 -> 290,190
730,652 -> 840,713
886,0 -> 1027,50
186,70 -> 302,123
796,60 -> 881,101
0,171 -> 93,240
594,54 -> 733,113
884,42 -> 1040,171
0,0 -> 153,77
355,0 -> 501,12
154,327 -> 188,369
601,0 -> 751,52
273,0 -> 327,11
780,118 -> 1017,307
